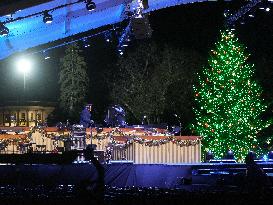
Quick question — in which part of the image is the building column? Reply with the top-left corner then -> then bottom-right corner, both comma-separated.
41,109 -> 44,124
17,110 -> 20,127
2,111 -> 4,126
8,111 -> 11,127
26,110 -> 29,127
35,110 -> 38,126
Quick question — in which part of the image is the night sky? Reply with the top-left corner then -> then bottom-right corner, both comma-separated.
0,0 -> 272,123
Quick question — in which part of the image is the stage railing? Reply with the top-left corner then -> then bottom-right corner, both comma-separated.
0,127 -> 201,163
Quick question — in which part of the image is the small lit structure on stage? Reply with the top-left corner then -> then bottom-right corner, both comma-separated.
207,150 -> 236,164
70,125 -> 86,150
104,105 -> 126,127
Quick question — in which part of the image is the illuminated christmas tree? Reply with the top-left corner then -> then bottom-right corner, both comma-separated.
192,30 -> 270,161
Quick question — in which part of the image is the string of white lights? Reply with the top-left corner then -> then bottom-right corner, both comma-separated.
25,26 -> 119,59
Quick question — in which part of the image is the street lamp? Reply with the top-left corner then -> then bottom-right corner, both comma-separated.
17,58 -> 32,91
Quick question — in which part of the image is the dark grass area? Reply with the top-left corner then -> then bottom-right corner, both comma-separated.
0,185 -> 272,205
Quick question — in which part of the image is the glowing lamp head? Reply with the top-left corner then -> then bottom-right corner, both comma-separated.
17,58 -> 32,74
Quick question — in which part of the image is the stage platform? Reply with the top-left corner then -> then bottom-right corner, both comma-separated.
0,161 -> 273,189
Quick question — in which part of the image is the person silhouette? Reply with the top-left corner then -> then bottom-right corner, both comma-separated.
245,152 -> 272,199
80,104 -> 92,128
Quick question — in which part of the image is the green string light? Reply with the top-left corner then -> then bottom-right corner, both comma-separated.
192,30 -> 270,162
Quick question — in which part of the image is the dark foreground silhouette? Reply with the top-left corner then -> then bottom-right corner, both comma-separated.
0,185 -> 272,205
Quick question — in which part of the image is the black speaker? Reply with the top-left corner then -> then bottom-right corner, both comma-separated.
143,0 -> 149,10
131,15 -> 152,39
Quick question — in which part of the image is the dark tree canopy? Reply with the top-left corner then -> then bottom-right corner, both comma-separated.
110,42 -> 204,130
59,43 -> 89,122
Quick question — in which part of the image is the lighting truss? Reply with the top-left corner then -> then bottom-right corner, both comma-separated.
225,0 -> 264,27
117,22 -> 132,55
2,0 -> 87,25
26,27 -> 118,58
117,0 -> 151,55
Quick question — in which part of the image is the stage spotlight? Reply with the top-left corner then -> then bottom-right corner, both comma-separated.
265,7 -> 270,12
205,151 -> 214,162
43,11 -> 53,24
268,151 -> 273,160
226,150 -> 234,159
86,0 -> 96,11
0,22 -> 9,36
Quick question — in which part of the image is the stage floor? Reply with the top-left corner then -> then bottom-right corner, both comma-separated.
0,162 -> 273,189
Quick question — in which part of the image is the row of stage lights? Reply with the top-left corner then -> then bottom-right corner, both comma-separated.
241,5 -> 270,24
225,1 -> 271,27
35,28 -> 115,60
25,0 -> 143,59
0,0 -> 134,57
205,150 -> 273,162
0,0 -> 96,36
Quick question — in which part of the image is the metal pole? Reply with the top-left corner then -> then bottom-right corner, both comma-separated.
174,114 -> 182,136
180,122 -> 182,136
23,71 -> 26,91
90,122 -> 92,147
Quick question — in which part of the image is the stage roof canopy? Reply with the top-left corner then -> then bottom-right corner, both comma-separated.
0,0 -> 206,60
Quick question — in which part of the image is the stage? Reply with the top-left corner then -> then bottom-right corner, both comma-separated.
0,126 -> 202,164
0,161 -> 273,189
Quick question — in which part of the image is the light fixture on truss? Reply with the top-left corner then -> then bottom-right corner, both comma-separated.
0,22 -> 9,36
117,22 -> 132,55
85,0 -> 96,11
43,11 -> 53,24
116,0 -> 152,55
224,0 -> 271,28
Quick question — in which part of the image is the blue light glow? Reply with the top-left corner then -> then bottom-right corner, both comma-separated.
0,0 -> 206,60
263,155 -> 268,161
